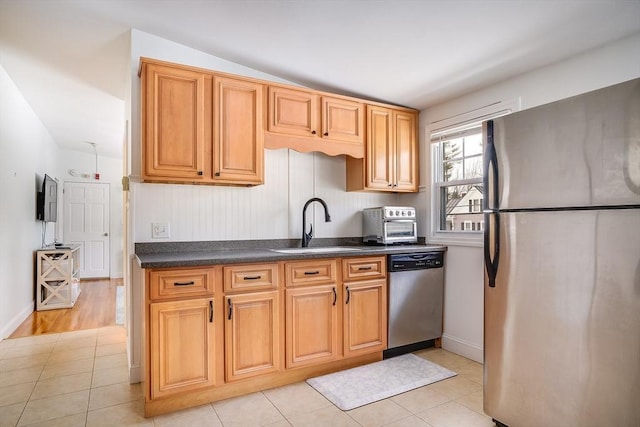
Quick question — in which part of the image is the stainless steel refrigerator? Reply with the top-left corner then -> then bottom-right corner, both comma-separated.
483,78 -> 640,427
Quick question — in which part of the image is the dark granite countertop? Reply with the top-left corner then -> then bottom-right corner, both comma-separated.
135,239 -> 446,269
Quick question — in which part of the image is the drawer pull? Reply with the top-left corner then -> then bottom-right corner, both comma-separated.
332,287 -> 337,306
304,271 -> 320,275
345,286 -> 351,304
174,281 -> 195,287
358,266 -> 372,271
209,300 -> 213,323
227,298 -> 233,320
243,275 -> 262,280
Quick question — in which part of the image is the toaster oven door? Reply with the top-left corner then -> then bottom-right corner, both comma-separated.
383,220 -> 417,243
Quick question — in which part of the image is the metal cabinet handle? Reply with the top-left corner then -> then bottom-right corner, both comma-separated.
345,286 -> 350,304
227,298 -> 233,320
323,132 -> 329,136
332,287 -> 337,306
304,271 -> 320,275
214,172 -> 220,177
209,300 -> 213,323
243,275 -> 261,280
311,130 -> 317,135
174,281 -> 195,286
358,266 -> 372,271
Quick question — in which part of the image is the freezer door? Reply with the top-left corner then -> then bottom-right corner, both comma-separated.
488,78 -> 640,210
484,209 -> 640,427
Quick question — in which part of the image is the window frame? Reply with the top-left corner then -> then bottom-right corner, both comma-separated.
427,99 -> 520,247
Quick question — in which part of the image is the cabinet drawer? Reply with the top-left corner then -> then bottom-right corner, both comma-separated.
149,268 -> 214,300
224,264 -> 279,292
285,259 -> 337,286
343,256 -> 386,281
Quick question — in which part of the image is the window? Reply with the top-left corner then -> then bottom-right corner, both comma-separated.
427,99 -> 519,246
432,127 -> 484,234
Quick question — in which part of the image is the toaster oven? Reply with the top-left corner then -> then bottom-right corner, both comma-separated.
362,206 -> 417,244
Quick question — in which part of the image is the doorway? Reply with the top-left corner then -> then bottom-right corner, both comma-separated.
63,181 -> 110,278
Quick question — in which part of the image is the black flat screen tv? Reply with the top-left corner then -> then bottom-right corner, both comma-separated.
37,174 -> 58,222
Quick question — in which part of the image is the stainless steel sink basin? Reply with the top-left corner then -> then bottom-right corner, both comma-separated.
269,247 -> 362,254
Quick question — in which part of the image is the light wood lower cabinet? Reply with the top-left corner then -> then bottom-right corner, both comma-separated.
343,279 -> 387,357
285,284 -> 339,368
144,256 -> 386,417
224,291 -> 281,382
149,298 -> 216,399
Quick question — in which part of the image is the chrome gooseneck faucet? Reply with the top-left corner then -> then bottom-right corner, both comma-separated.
302,197 -> 331,247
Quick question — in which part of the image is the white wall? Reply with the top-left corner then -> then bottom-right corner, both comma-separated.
420,32 -> 640,362
56,149 -> 124,277
128,31 -> 400,243
0,65 -> 61,338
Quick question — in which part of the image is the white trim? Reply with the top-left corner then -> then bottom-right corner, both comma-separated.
0,300 -> 33,339
129,364 -> 142,384
441,333 -> 484,363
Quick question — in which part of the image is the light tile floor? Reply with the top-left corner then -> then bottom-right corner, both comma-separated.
0,328 -> 495,427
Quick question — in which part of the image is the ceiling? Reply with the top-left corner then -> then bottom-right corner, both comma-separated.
1,0 -> 639,159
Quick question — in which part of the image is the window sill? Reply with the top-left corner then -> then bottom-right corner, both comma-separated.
427,234 -> 483,248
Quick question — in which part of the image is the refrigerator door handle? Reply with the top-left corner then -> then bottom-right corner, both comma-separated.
483,120 -> 500,287
484,212 -> 500,287
483,120 -> 499,211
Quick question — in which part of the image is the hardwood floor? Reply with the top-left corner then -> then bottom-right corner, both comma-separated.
10,278 -> 123,338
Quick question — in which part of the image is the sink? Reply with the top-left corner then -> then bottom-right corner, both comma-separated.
270,247 -> 362,254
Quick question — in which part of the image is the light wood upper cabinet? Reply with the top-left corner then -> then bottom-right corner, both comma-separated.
140,58 -> 264,186
266,86 -> 365,157
393,110 -> 418,191
213,76 -> 264,185
149,298 -> 216,399
346,105 -> 418,192
142,62 -> 208,180
321,96 -> 364,143
268,86 -> 318,137
224,290 -> 281,382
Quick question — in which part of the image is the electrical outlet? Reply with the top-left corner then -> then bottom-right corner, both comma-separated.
152,222 -> 170,239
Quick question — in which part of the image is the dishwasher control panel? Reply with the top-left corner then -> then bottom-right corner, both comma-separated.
388,252 -> 444,272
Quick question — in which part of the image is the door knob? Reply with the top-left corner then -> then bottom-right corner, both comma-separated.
103,233 -> 109,237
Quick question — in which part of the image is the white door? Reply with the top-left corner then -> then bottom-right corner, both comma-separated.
64,182 -> 110,278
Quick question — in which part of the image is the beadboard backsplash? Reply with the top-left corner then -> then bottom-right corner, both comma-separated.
132,149 -> 401,242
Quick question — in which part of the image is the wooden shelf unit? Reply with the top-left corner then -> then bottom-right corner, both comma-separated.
36,245 -> 81,310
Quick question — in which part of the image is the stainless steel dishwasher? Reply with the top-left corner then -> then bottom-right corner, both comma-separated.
384,251 -> 445,358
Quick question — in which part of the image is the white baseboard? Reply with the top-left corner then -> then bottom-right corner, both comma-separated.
441,333 -> 484,363
129,363 -> 142,384
0,300 -> 34,340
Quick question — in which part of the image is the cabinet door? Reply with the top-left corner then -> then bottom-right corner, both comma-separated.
343,279 -> 387,358
149,298 -> 215,399
321,96 -> 364,144
393,110 -> 418,191
366,105 -> 394,189
213,76 -> 264,184
286,285 -> 340,368
268,86 -> 318,137
225,291 -> 281,382
143,63 -> 207,180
